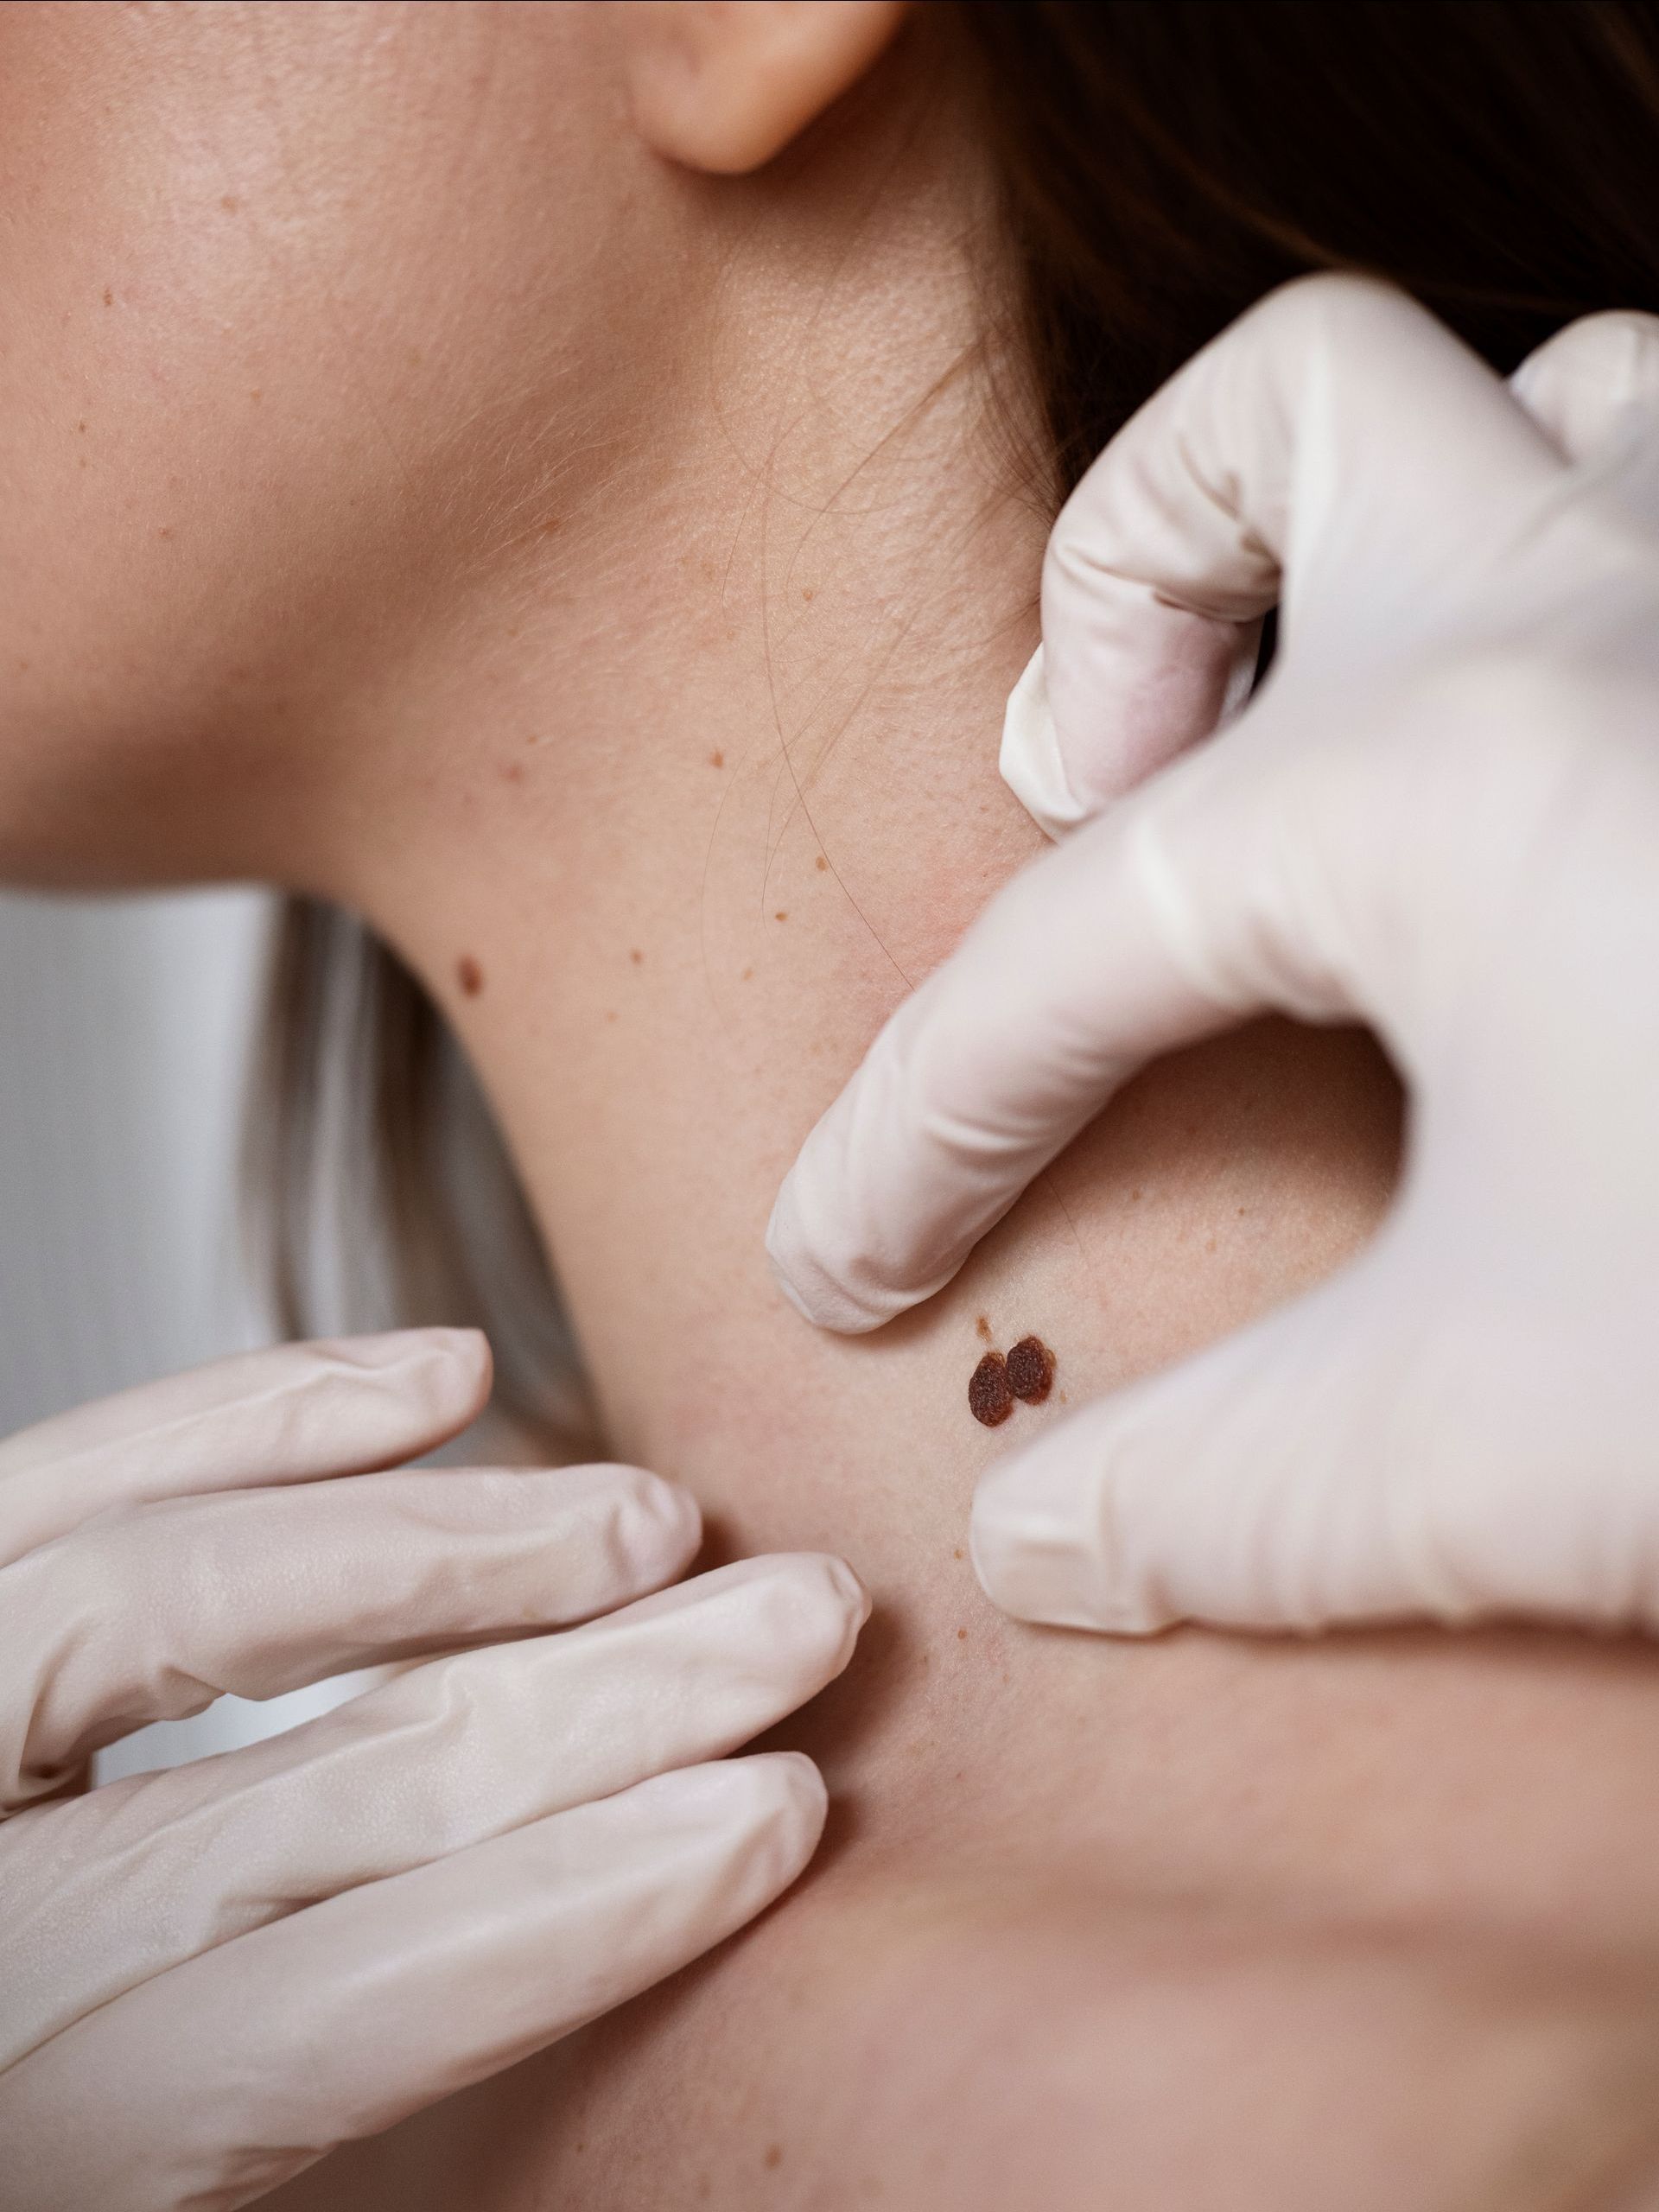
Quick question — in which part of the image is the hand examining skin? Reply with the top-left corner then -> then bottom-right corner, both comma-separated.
769,274 -> 1659,1638
0,1331 -> 866,2212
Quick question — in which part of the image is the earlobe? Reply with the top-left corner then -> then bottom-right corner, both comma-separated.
624,1 -> 909,176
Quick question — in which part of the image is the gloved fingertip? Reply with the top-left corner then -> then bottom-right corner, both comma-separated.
609,1464 -> 704,1575
729,1550 -> 874,1675
650,1751 -> 830,1887
764,1179 -> 892,1335
969,1452 -> 1173,1637
721,1750 -> 830,1865
371,1325 -> 492,1375
397,1325 -> 495,1429
830,1554 -> 875,1635
799,1551 -> 874,1652
295,1326 -> 494,1446
763,1188 -> 831,1325
998,646 -> 1086,842
417,1324 -> 493,1366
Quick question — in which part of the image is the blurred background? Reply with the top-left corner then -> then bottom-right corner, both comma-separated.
0,887 -> 378,1777
0,887 -> 270,1427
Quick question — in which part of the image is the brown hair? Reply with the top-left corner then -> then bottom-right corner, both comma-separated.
248,0 -> 1659,1428
955,1 -> 1659,502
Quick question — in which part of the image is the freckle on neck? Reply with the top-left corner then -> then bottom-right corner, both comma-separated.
456,955 -> 484,998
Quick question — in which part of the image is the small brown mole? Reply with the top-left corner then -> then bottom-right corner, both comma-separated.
975,1313 -> 994,1344
456,955 -> 484,998
1006,1334 -> 1055,1405
969,1351 -> 1013,1427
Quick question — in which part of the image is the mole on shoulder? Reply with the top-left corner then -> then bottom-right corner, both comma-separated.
456,955 -> 484,998
969,1351 -> 1013,1427
1006,1335 -> 1055,1404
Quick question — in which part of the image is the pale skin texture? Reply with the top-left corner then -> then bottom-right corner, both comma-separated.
6,3 -> 1659,2205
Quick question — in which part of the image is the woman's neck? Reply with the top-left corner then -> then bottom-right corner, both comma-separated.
326,118 -> 1070,1559
354,292 -> 1059,1561
322,247 -> 1421,1871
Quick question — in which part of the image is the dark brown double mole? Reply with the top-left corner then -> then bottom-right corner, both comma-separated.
969,1336 -> 1055,1427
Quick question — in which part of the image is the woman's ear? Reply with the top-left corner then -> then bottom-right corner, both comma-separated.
623,2 -> 910,175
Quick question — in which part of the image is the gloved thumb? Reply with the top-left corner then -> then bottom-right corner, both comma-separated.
969,1249 -> 1460,1636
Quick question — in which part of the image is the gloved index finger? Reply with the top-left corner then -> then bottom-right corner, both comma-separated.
1008,273 -> 1564,836
767,794 -> 1240,1332
0,1329 -> 491,1568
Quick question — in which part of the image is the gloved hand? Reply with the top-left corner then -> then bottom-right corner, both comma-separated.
768,273 -> 1659,1638
0,1328 -> 867,2210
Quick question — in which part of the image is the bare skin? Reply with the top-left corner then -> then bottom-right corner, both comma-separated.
6,6 -> 1659,2204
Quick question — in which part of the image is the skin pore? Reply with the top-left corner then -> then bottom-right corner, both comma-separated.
5,3 -> 1659,2204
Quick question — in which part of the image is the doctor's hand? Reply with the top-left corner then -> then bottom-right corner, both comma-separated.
0,1330 -> 866,2212
769,274 -> 1659,1639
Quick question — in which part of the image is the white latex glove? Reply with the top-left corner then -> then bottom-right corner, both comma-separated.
0,1329 -> 867,2210
768,274 -> 1659,1637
